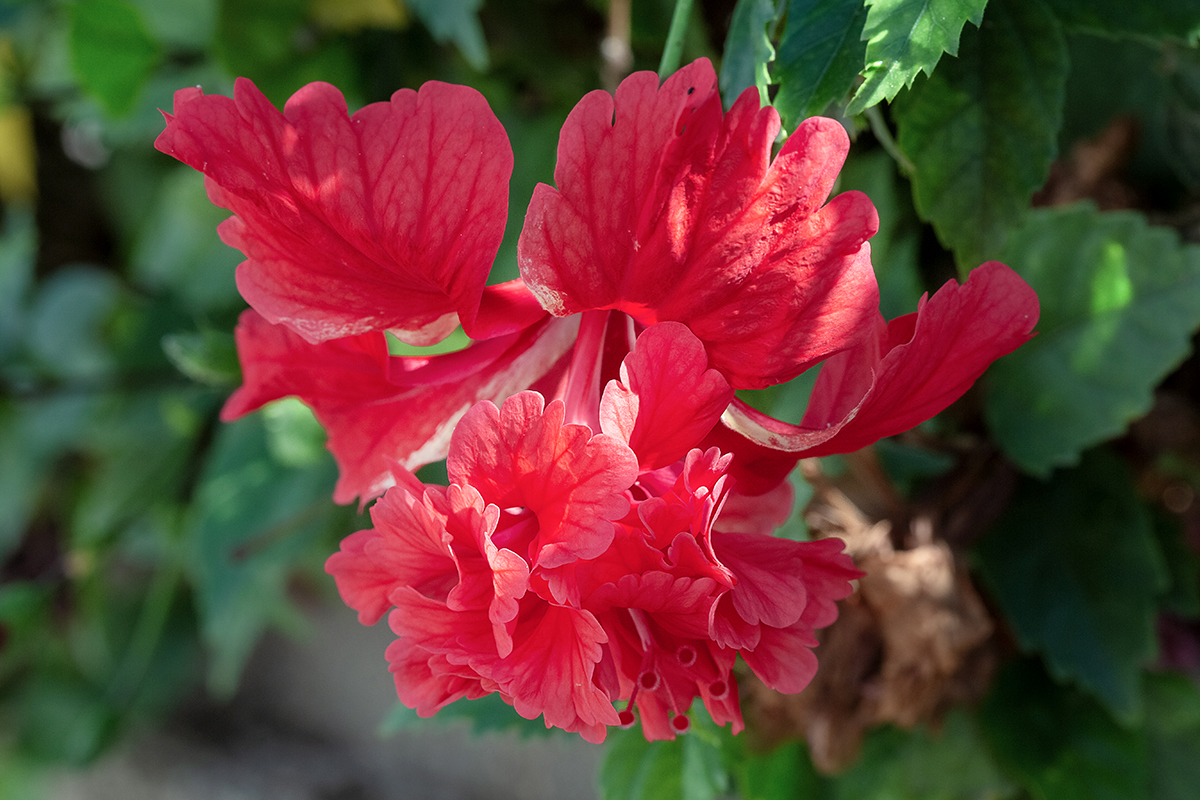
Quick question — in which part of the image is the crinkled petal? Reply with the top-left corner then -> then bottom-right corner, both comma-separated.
156,79 -> 512,344
600,321 -> 734,470
519,59 -> 880,388
448,392 -> 639,568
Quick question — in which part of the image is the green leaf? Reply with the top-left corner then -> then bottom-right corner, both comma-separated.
381,693 -> 566,738
162,330 -> 241,387
720,0 -> 782,108
836,149 -> 924,320
773,0 -> 868,126
831,711 -> 1016,800
406,0 -> 489,71
601,719 -> 733,800
973,450 -> 1169,722
980,659 -> 1148,800
1042,0 -> 1200,44
735,740 -> 828,800
847,0 -> 988,114
1145,672 -> 1200,800
891,0 -> 1068,269
68,0 -> 161,116
130,168 -> 242,313
185,415 -> 348,695
28,266 -> 122,383
985,204 -> 1200,474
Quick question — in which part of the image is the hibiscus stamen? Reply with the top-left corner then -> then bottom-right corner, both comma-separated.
637,670 -> 661,693
708,680 -> 728,700
670,713 -> 691,734
676,645 -> 697,667
618,707 -> 636,728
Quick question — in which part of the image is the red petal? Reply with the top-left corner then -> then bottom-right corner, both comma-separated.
710,531 -> 809,629
493,602 -> 620,742
222,309 -> 576,504
599,321 -> 734,469
156,79 -> 512,344
799,261 -> 1040,456
448,393 -> 639,568
519,60 -> 880,388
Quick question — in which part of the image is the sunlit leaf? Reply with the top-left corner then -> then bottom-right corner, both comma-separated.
891,0 -> 1067,269
847,0 -> 988,114
974,450 -> 1168,722
986,204 -> 1200,474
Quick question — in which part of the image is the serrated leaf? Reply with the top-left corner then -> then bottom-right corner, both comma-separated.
974,450 -> 1168,722
720,0 -> 781,108
985,204 -> 1200,474
1043,0 -> 1200,44
847,0 -> 988,114
406,0 -> 489,71
68,0 -> 161,116
185,415 -> 347,696
773,0 -> 868,126
601,721 -> 732,800
891,0 -> 1067,269
831,711 -> 1015,800
980,659 -> 1148,800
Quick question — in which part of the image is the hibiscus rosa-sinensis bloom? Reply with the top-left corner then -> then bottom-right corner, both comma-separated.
155,58 -> 1039,741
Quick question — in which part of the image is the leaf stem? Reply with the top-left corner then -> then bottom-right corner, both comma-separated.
865,105 -> 914,176
658,0 -> 695,80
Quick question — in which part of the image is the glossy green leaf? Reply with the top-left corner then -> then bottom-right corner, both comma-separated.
847,0 -> 988,114
381,693 -> 564,738
980,659 -> 1148,800
774,0 -> 868,126
831,711 -> 1015,800
720,0 -> 781,107
68,0 -> 161,116
185,415 -> 348,696
974,450 -> 1168,722
407,0 -> 489,71
891,0 -> 1067,269
985,204 -> 1200,474
1043,0 -> 1200,43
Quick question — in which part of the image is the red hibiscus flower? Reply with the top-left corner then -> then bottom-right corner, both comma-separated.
158,56 -> 1039,741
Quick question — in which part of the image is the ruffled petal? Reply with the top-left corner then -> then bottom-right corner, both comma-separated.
448,392 -> 639,568
156,79 -> 512,344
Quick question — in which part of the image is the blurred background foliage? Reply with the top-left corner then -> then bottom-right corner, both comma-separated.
3,0 -> 1200,798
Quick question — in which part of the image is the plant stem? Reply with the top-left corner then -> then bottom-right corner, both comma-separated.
658,0 -> 695,80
